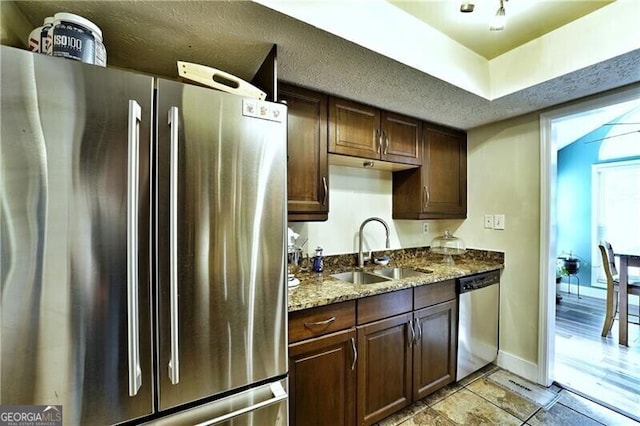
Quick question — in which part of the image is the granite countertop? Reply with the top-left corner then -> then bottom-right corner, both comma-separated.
287,247 -> 504,312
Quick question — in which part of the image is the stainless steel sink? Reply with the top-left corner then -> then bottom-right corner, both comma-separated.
331,271 -> 391,285
371,267 -> 433,280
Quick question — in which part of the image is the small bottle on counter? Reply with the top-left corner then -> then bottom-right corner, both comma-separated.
312,246 -> 324,274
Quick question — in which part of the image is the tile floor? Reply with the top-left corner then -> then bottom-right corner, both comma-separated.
375,365 -> 639,425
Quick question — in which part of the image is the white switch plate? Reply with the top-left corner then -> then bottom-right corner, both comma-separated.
494,214 -> 505,230
484,214 -> 494,229
423,223 -> 429,234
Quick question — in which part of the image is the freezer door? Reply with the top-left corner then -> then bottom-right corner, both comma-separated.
0,46 -> 154,423
156,79 -> 288,410
143,379 -> 288,426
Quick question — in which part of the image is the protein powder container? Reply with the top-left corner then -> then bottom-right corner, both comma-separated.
51,12 -> 107,66
27,16 -> 54,53
42,16 -> 55,55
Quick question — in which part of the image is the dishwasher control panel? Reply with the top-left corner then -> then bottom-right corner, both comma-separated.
457,270 -> 500,293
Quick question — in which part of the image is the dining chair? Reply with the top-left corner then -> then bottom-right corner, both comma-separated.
599,241 -> 640,337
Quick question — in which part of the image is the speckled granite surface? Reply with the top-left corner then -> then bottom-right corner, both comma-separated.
288,247 -> 504,312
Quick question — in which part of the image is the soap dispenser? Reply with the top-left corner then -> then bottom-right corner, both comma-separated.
312,246 -> 324,273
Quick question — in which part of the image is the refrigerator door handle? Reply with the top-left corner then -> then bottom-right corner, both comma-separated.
168,106 -> 180,385
194,382 -> 288,426
127,100 -> 143,396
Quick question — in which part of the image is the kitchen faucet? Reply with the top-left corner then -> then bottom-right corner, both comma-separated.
358,217 -> 390,268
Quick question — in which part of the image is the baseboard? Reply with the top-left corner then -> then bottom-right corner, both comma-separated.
497,350 -> 539,384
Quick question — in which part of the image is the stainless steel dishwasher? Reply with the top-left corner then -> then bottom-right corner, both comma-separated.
456,270 -> 501,381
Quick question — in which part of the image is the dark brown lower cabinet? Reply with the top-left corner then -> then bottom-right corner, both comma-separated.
412,300 -> 457,400
288,328 -> 356,426
289,282 -> 457,426
356,313 -> 412,426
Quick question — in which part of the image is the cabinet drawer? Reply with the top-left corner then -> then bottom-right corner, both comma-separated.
289,300 -> 356,343
357,288 -> 412,325
414,279 -> 455,310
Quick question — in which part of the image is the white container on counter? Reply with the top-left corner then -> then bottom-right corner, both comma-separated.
27,16 -> 54,53
51,12 -> 106,66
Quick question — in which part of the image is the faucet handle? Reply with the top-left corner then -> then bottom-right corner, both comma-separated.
363,250 -> 372,263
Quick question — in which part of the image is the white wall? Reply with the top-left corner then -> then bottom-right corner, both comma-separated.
288,164 -> 464,256
291,113 -> 543,380
459,113 -> 542,379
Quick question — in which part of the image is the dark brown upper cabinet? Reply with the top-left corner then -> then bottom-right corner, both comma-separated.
393,124 -> 467,219
279,83 -> 329,222
329,97 -> 421,167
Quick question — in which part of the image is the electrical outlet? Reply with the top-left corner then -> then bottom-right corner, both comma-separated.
423,223 -> 429,234
494,214 -> 505,230
484,214 -> 494,229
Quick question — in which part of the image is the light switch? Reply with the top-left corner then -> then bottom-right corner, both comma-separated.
494,214 -> 505,230
484,214 -> 494,229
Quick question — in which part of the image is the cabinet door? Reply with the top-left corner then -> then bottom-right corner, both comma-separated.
289,329 -> 357,426
357,313 -> 412,426
279,84 -> 329,221
381,111 -> 421,166
412,300 -> 457,400
392,125 -> 467,219
329,97 -> 381,160
422,126 -> 467,217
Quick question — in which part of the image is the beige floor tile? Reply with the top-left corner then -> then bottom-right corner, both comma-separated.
398,407 -> 457,426
420,383 -> 463,407
466,377 -> 540,421
377,401 -> 429,426
430,388 -> 522,425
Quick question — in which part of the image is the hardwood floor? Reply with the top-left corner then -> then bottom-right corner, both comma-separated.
555,290 -> 640,421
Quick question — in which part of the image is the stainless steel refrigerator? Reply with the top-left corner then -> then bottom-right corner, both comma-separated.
1,45 -> 288,425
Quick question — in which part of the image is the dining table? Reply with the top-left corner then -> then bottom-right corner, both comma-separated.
617,251 -> 640,346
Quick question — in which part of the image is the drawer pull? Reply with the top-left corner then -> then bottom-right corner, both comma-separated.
304,316 -> 336,329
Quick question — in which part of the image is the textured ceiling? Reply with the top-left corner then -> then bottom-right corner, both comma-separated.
8,0 -> 640,130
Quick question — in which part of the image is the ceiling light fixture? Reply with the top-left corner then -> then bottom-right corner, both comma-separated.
460,2 -> 475,13
490,0 -> 507,31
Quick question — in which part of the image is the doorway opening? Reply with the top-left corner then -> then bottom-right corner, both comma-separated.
538,85 -> 640,420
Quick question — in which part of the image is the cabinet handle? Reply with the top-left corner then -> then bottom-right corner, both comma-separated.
321,177 -> 328,206
304,316 -> 336,329
413,317 -> 422,346
423,186 -> 431,209
383,132 -> 389,155
408,319 -> 416,347
376,128 -> 381,154
350,337 -> 358,371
